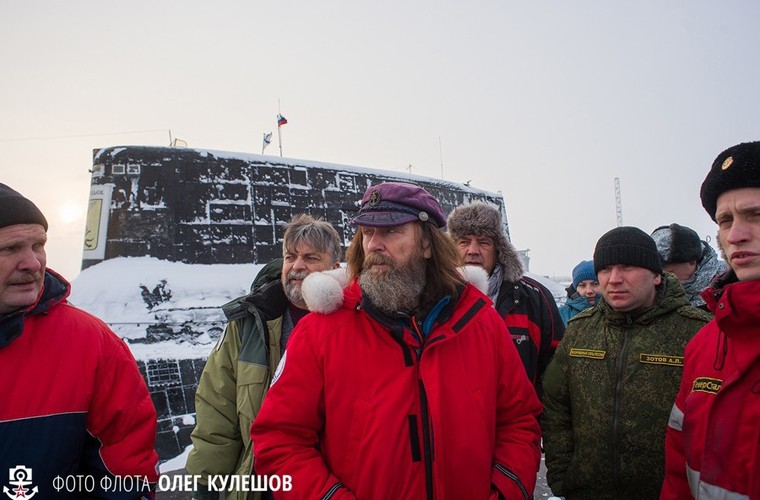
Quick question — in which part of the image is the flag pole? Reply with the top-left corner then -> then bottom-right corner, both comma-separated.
277,124 -> 283,157
277,99 -> 283,157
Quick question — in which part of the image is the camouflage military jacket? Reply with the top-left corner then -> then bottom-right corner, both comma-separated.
541,273 -> 712,499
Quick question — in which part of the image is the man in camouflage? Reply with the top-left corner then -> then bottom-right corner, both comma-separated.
541,226 -> 712,499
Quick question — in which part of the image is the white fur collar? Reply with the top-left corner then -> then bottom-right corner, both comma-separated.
301,265 -> 489,315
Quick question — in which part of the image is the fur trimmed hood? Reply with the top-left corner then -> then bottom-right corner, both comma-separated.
301,265 -> 489,315
446,202 -> 524,282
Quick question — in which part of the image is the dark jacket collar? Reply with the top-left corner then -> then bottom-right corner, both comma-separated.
222,279 -> 289,323
0,269 -> 70,349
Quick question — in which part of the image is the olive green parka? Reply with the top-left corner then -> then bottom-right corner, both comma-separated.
186,261 -> 286,500
541,273 -> 712,499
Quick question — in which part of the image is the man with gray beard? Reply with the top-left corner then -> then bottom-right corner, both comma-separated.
358,238 -> 427,313
187,214 -> 342,500
251,182 -> 543,499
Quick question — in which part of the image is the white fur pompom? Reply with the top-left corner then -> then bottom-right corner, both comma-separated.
324,267 -> 350,289
301,268 -> 350,314
458,265 -> 489,295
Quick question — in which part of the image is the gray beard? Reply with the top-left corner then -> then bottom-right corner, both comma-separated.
283,270 -> 308,306
360,255 -> 427,315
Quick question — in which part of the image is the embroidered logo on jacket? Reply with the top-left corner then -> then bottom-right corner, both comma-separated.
569,348 -> 605,360
692,377 -> 722,395
639,354 -> 683,367
511,334 -> 529,345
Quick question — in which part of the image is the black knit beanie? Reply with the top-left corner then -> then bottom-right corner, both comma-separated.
593,226 -> 662,274
0,183 -> 48,231
650,223 -> 703,264
701,141 -> 760,221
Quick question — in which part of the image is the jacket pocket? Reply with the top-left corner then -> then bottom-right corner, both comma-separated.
236,362 -> 269,421
234,363 -> 269,484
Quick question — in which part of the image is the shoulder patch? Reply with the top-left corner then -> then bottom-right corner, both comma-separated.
692,377 -> 722,395
270,350 -> 287,387
569,348 -> 606,360
639,353 -> 683,367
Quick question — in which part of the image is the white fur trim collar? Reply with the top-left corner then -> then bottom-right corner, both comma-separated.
301,265 -> 489,315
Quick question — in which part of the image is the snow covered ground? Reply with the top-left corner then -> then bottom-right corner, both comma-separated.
70,256 -> 266,361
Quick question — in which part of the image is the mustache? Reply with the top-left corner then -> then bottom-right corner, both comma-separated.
286,270 -> 309,282
364,253 -> 394,268
9,272 -> 42,285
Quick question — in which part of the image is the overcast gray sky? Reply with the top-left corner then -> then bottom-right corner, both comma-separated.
2,1 -> 759,280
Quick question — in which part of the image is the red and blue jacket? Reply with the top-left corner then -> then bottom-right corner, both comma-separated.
0,269 -> 159,499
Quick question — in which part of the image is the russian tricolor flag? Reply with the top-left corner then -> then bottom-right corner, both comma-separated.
277,114 -> 288,127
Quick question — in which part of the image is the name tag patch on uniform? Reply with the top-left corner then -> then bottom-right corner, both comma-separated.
639,354 -> 683,367
569,348 -> 606,360
692,377 -> 722,395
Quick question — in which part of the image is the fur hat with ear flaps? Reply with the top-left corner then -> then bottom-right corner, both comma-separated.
446,202 -> 524,283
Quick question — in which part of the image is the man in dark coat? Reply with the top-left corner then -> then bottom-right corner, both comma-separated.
447,202 -> 564,394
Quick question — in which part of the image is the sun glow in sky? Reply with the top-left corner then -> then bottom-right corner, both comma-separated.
57,201 -> 86,225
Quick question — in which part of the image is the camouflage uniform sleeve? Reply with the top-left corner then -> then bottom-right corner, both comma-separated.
540,332 -> 574,496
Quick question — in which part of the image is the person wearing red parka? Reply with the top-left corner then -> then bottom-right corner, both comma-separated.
661,141 -> 760,499
251,182 -> 542,499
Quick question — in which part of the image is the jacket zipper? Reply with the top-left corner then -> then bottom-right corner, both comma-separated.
493,463 -> 530,500
320,482 -> 344,500
411,318 -> 435,500
419,381 -> 434,500
612,315 -> 632,492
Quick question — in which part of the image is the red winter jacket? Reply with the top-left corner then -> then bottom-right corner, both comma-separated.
0,270 -> 159,499
251,280 -> 542,500
661,273 -> 760,499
